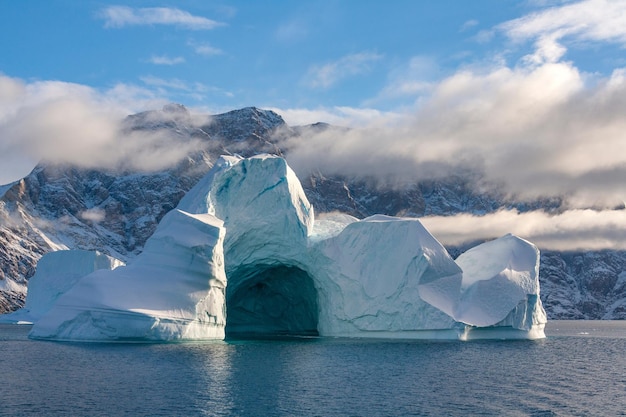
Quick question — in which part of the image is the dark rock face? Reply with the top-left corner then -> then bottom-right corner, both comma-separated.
1,105 -> 625,319
200,107 -> 286,157
540,251 -> 626,319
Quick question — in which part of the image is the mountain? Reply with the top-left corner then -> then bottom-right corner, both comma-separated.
1,105 -> 625,319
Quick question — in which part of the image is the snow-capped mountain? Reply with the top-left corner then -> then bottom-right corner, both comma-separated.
1,105 -> 625,319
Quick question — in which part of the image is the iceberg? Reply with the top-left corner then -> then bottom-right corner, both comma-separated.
0,250 -> 123,324
27,154 -> 546,341
453,234 -> 547,339
30,210 -> 227,341
310,214 -> 462,337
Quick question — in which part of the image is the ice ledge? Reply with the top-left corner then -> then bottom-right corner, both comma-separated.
319,323 -> 546,341
29,307 -> 224,342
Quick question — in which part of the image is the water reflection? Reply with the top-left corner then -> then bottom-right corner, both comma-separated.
213,339 -> 323,416
2,324 -> 626,416
194,343 -> 235,416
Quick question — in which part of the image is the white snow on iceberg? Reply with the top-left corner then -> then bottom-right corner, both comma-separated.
25,154 -> 546,341
30,210 -> 226,341
454,234 -> 547,338
0,250 -> 123,325
311,214 -> 462,336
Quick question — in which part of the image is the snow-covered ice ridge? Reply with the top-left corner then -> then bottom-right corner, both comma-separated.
26,155 -> 546,341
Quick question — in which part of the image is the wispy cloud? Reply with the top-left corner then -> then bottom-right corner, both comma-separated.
79,207 -> 106,223
140,75 -> 191,91
305,52 -> 383,89
498,0 -> 626,63
99,6 -> 224,30
187,41 -> 223,56
460,19 -> 479,32
270,106 -> 403,128
138,75 -> 233,101
148,55 -> 185,65
275,19 -> 308,42
421,209 -> 626,251
275,1 -> 626,213
368,56 -> 438,104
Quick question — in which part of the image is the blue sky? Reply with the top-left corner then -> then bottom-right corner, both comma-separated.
2,0 -> 626,249
2,0 -> 620,112
1,1 -> 500,110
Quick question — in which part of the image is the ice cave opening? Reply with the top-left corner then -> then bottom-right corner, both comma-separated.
225,264 -> 319,338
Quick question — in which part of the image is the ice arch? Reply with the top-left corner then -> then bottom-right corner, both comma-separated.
186,155 -> 319,337
225,264 -> 319,337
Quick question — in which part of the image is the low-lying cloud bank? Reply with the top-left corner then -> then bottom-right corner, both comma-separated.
421,209 -> 626,252
281,62 -> 626,210
0,74 -> 205,182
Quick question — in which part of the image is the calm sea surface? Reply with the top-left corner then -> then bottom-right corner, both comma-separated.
1,321 -> 625,417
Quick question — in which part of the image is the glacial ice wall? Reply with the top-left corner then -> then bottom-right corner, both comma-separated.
311,215 -> 461,336
26,154 -> 547,341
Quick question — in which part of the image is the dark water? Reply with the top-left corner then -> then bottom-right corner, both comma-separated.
1,321 -> 625,417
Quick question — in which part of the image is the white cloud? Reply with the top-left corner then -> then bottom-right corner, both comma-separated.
99,6 -> 224,30
421,209 -> 626,251
305,52 -> 383,89
148,55 -> 185,65
0,75 -> 204,184
460,19 -> 479,32
79,207 -> 106,223
140,75 -> 191,91
188,41 -> 223,56
367,56 -> 438,104
499,0 -> 626,63
502,0 -> 626,43
282,61 -> 626,209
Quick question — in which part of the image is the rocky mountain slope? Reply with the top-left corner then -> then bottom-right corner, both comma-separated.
1,105 -> 625,319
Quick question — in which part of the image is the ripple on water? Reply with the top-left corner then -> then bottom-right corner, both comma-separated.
1,322 -> 626,416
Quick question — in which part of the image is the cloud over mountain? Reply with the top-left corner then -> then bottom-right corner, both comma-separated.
0,75 -> 203,181
422,209 -> 626,251
283,59 -> 626,210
